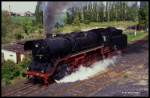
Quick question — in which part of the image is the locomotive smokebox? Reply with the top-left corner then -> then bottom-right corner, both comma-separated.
24,39 -> 44,50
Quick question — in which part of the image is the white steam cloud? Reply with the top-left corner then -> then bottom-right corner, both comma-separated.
56,56 -> 118,83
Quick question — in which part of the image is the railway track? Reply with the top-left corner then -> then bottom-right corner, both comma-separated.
2,39 -> 148,96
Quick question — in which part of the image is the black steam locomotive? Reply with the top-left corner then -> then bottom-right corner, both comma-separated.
24,27 -> 127,84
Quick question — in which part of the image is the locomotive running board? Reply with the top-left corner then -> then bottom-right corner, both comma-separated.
26,45 -> 124,85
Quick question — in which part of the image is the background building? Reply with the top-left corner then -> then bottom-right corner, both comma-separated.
1,42 -> 26,64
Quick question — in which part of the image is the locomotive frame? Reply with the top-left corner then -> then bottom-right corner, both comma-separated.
26,44 -> 124,85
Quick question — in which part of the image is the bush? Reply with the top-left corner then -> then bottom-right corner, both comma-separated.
2,57 -> 31,86
17,57 -> 31,70
2,14 -> 43,44
2,60 -> 16,80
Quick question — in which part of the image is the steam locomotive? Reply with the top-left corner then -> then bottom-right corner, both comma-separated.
24,27 -> 127,84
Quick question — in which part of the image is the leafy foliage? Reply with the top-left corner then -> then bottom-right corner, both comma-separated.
65,1 -> 148,29
138,3 -> 149,30
2,11 -> 44,44
35,2 -> 43,25
2,57 -> 31,86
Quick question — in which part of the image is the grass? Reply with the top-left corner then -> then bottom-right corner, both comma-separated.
125,31 -> 148,43
59,21 -> 138,33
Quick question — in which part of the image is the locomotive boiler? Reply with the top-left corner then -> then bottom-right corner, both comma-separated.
24,27 -> 127,84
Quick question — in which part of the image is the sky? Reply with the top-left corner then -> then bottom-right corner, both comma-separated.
2,1 -> 37,13
2,1 -> 141,13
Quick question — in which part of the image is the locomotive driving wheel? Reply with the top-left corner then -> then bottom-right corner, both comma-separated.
53,64 -> 71,80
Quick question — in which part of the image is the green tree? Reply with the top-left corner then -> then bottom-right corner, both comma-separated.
2,60 -> 18,85
21,17 -> 34,34
66,8 -> 76,24
2,11 -> 12,37
2,56 -> 31,86
139,2 -> 149,30
35,2 -> 43,25
73,12 -> 81,26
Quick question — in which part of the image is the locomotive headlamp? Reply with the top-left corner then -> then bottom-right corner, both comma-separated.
35,44 -> 39,48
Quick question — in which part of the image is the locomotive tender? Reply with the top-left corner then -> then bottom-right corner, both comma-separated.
24,27 -> 127,84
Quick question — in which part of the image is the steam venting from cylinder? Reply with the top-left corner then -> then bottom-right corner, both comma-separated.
55,56 -> 119,83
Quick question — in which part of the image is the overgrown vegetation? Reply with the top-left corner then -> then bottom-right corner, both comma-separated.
2,11 -> 44,44
2,57 -> 31,86
126,30 -> 148,43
